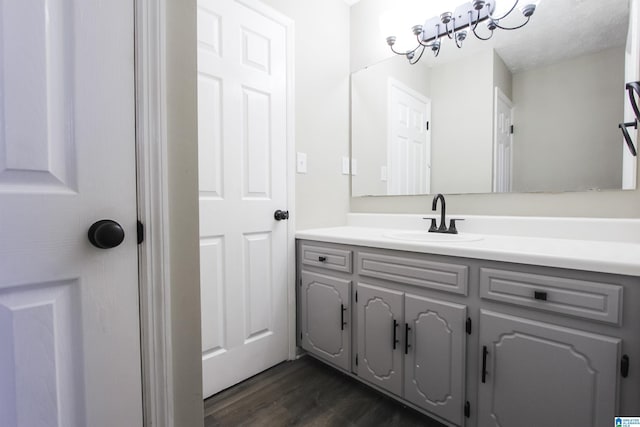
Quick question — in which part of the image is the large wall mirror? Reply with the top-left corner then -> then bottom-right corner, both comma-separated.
351,0 -> 638,196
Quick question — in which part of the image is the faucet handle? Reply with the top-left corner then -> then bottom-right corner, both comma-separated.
448,218 -> 465,234
423,217 -> 439,232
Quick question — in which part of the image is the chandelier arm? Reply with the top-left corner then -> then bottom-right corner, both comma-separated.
472,26 -> 494,40
416,33 -> 435,47
409,45 -> 427,64
495,15 -> 530,30
488,0 -> 520,21
444,20 -> 455,39
471,10 -> 480,31
389,43 -> 421,56
470,10 -> 493,40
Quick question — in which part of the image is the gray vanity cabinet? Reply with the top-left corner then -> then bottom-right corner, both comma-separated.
299,271 -> 351,371
356,283 -> 467,426
478,309 -> 620,427
356,282 -> 404,396
297,239 -> 638,426
404,294 -> 467,426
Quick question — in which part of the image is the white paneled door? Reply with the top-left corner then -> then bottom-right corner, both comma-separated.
387,78 -> 431,195
0,1 -> 142,427
197,0 -> 292,398
493,87 -> 514,193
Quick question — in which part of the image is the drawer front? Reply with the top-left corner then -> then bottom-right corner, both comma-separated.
480,268 -> 622,325
357,252 -> 468,295
301,244 -> 352,273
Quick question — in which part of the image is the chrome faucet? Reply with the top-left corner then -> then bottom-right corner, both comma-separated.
427,193 -> 462,234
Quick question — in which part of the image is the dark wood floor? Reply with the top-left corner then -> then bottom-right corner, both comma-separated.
204,356 -> 445,427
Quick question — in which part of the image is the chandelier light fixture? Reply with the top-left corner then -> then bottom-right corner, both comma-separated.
386,0 -> 539,64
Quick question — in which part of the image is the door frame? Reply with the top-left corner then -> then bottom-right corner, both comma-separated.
135,1 -> 174,425
134,1 -> 296,425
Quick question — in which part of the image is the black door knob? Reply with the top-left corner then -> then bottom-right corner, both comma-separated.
274,210 -> 289,221
88,219 -> 125,249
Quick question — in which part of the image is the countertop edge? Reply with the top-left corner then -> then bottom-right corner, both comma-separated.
295,227 -> 640,277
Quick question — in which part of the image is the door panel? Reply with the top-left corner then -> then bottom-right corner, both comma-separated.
493,88 -> 513,192
479,310 -> 620,427
0,1 -> 141,426
300,272 -> 351,370
357,282 -> 403,396
404,294 -> 466,426
388,78 -> 431,195
198,0 -> 291,398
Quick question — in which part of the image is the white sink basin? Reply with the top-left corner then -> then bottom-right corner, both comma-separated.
384,231 -> 484,243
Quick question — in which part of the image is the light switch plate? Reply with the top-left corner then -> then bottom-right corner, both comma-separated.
380,166 -> 387,181
296,152 -> 307,173
342,157 -> 350,175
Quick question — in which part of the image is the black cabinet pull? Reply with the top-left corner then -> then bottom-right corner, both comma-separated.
621,354 -> 630,378
482,345 -> 488,383
340,304 -> 347,330
534,291 -> 548,301
318,256 -> 327,262
404,323 -> 412,354
392,319 -> 399,350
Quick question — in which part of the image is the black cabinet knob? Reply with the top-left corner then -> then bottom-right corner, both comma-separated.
88,219 -> 125,249
274,210 -> 289,221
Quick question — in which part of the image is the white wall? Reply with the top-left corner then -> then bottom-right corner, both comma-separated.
430,49 -> 494,194
352,56 -> 431,196
512,47 -> 624,192
493,51 -> 512,101
262,0 -> 351,229
165,0 -> 204,425
350,0 -> 640,218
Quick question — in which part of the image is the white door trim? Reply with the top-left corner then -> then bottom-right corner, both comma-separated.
135,1 -> 296,425
135,0 -> 174,426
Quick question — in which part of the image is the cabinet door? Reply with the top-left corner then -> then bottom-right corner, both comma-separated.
478,310 -> 620,427
300,271 -> 351,370
404,294 -> 467,426
357,282 -> 404,396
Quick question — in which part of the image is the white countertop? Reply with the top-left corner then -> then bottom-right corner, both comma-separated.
296,225 -> 640,276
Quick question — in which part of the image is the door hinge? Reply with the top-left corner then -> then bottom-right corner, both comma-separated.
426,121 -> 430,131
299,278 -> 302,287
137,220 -> 144,244
300,332 -> 303,341
621,354 -> 630,378
510,124 -> 514,134
466,317 -> 472,335
355,291 -> 358,303
355,354 -> 358,366
464,401 -> 470,418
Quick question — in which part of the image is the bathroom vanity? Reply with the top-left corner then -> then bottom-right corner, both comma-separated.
296,215 -> 640,427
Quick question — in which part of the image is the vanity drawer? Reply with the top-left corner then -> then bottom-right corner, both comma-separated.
301,244 -> 352,273
480,268 -> 622,325
357,252 -> 468,295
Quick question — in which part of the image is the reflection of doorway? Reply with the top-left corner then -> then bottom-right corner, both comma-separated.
387,78 -> 431,195
493,87 -> 514,192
